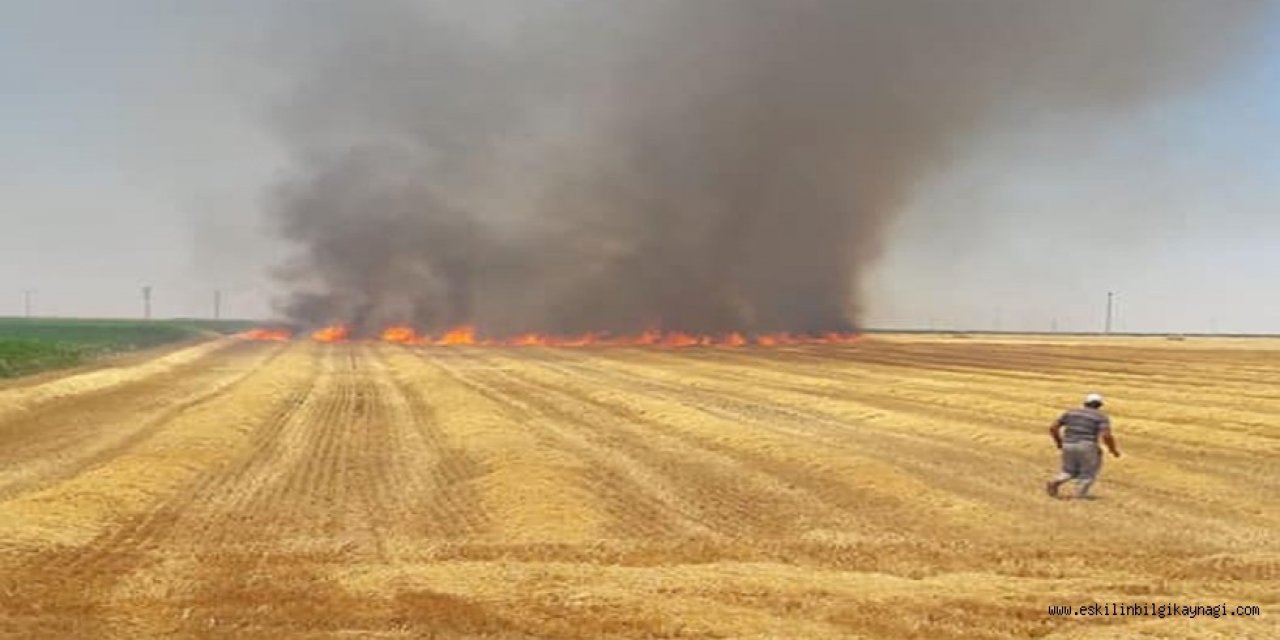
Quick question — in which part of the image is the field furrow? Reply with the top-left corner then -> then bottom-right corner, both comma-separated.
0,336 -> 1276,639
0,341 -> 274,500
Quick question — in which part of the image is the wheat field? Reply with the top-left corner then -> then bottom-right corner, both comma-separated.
0,335 -> 1275,638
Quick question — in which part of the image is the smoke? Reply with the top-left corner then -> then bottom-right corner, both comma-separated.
267,0 -> 1270,335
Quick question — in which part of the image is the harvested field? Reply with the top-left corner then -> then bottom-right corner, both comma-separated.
0,335 -> 1276,638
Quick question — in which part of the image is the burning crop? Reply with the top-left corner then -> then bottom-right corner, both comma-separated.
310,325 -> 350,343
265,2 -> 1266,340
240,323 -> 863,347
240,328 -> 293,342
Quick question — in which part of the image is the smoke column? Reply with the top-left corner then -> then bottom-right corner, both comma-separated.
267,0 -> 1270,335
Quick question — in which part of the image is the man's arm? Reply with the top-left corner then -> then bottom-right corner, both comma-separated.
1100,429 -> 1120,457
1049,419 -> 1063,449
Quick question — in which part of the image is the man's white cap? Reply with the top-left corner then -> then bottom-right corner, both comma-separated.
1084,392 -> 1104,405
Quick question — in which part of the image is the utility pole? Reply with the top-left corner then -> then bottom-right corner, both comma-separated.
213,289 -> 222,320
142,286 -> 152,320
22,289 -> 34,318
1105,291 -> 1115,335
1051,317 -> 1058,334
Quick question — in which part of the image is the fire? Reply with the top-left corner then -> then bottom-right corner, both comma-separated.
558,333 -> 600,347
630,330 -> 662,346
361,326 -> 863,348
822,332 -> 864,345
297,323 -> 862,348
509,332 -> 548,347
241,328 -> 292,342
380,325 -> 424,344
311,325 -> 350,343
660,332 -> 702,347
756,333 -> 800,346
435,325 -> 477,346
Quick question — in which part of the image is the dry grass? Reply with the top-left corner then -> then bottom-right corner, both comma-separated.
0,335 -> 1276,638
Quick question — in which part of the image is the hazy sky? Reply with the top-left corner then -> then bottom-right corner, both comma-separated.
2,1 -> 1277,333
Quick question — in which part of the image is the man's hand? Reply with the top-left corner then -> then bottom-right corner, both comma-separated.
1102,432 -> 1120,458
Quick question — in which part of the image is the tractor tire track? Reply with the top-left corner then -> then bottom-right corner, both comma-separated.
530,350 -> 1277,542
447,351 -> 866,539
617,347 -> 1280,493
370,345 -> 490,539
519,351 -> 1059,523
3,337 -> 1278,639
0,342 -> 276,500
484,351 -> 967,538
0,342 -> 319,636
420,350 -> 704,539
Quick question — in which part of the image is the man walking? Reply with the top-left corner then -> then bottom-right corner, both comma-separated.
1046,393 -> 1121,499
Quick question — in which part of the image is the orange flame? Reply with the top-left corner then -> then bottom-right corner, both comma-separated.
356,324 -> 863,348
557,333 -> 600,347
242,328 -> 292,342
660,332 -> 700,347
823,332 -> 864,345
380,325 -> 425,344
435,325 -> 477,346
508,332 -> 547,347
630,330 -> 662,346
311,325 -> 350,343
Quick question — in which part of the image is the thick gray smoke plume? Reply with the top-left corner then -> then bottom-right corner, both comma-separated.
268,0 -> 1269,335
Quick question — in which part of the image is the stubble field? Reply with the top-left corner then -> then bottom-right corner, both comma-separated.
0,334 -> 1275,638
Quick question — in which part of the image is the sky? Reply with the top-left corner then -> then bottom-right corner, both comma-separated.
865,28 -> 1280,335
1,1 -> 1278,333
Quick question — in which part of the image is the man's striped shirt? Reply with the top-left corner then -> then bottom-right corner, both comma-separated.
1058,407 -> 1111,444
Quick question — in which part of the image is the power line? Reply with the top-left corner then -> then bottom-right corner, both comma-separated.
1105,291 -> 1115,335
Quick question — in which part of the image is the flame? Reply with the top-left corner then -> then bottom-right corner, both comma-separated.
822,332 -> 864,345
629,330 -> 662,346
435,325 -> 477,346
759,333 -> 798,346
235,323 -> 864,348
360,325 -> 862,348
509,332 -> 547,347
311,325 -> 350,343
380,325 -> 424,344
241,328 -> 292,342
558,333 -> 600,347
660,332 -> 701,347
